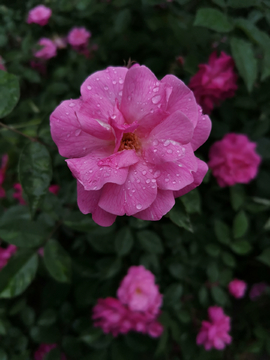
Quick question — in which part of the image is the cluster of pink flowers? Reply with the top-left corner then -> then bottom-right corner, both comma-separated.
0,154 -> 8,198
50,64 -> 211,226
67,27 -> 91,56
208,133 -> 261,187
0,244 -> 17,270
228,279 -> 247,299
34,343 -> 66,360
189,51 -> 238,114
197,306 -> 232,350
92,266 -> 163,337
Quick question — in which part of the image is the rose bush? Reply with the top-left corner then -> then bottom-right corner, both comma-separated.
0,1 -> 270,360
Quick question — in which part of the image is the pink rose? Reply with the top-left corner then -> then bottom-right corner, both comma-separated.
49,184 -> 60,195
67,27 -> 91,48
208,133 -> 261,187
117,265 -> 162,316
0,244 -> 17,270
92,297 -> 132,337
228,279 -> 247,299
0,56 -> 6,71
189,51 -> 238,114
0,154 -> 8,198
34,344 -> 66,360
27,5 -> 52,26
34,38 -> 57,60
13,183 -> 27,205
196,306 -> 232,351
50,65 -> 211,226
249,282 -> 267,301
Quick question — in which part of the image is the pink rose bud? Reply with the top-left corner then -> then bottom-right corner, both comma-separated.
34,344 -> 66,360
0,244 -> 17,270
228,279 -> 247,299
50,65 -> 211,226
208,133 -> 261,187
117,265 -> 162,316
27,5 -> 52,26
13,183 -> 27,205
49,184 -> 60,195
34,38 -> 57,60
67,27 -> 91,48
196,306 -> 232,351
189,51 -> 238,114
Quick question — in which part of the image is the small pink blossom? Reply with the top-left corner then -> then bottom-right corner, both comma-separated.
208,133 -> 261,187
13,183 -> 27,205
67,27 -> 91,48
196,306 -> 232,351
34,344 -> 66,360
228,279 -> 247,299
27,5 -> 52,26
189,51 -> 238,114
117,265 -> 162,316
34,38 -> 57,60
49,184 -> 60,195
50,65 -> 211,226
249,282 -> 267,301
0,154 -> 8,198
0,56 -> 6,71
0,244 -> 17,270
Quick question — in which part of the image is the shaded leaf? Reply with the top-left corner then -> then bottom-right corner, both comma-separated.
115,227 -> 134,256
0,71 -> 20,118
194,8 -> 234,32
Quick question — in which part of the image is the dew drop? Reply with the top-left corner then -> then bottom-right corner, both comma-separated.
152,95 -> 161,104
146,179 -> 151,184
152,140 -> 158,146
97,104 -> 100,107
164,140 -> 170,147
153,87 -> 159,93
87,86 -> 92,90
151,185 -> 156,189
83,147 -> 86,151
67,134 -> 70,138
165,178 -> 169,183
157,104 -> 162,108
172,180 -> 176,184
69,102 -> 75,107
143,186 -> 146,190
153,170 -> 161,178
65,112 -> 69,115
176,173 -> 179,177
136,204 -> 143,210
119,91 -> 123,96
112,80 -> 117,85
167,149 -> 172,154
119,78 -> 124,84
132,189 -> 136,193
142,170 -> 147,175
150,109 -> 154,113
96,78 -> 99,81
104,172 -> 110,178
188,97 -> 191,101
104,86 -> 108,90
75,129 -> 81,136
111,114 -> 116,119
151,179 -> 156,183
136,179 -> 140,183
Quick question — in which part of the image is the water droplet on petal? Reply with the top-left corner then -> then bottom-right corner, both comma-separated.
153,149 -> 157,153
152,140 -> 158,146
104,172 -> 110,178
153,87 -> 159,92
136,179 -> 140,183
176,173 -> 179,177
67,134 -> 70,138
172,180 -> 176,184
164,140 -> 170,147
119,91 -> 123,96
151,179 -> 156,183
153,170 -> 161,178
111,114 -> 116,119
69,102 -> 75,107
75,129 -> 81,136
83,147 -> 86,151
87,86 -> 92,90
119,78 -> 124,84
142,170 -> 147,175
97,104 -> 100,107
96,78 -> 99,81
150,109 -> 154,113
165,178 -> 169,183
136,204 -> 142,210
132,189 -> 135,193
152,95 -> 161,104
112,80 -> 117,85
146,179 -> 151,184
104,86 -> 108,90
167,149 -> 172,154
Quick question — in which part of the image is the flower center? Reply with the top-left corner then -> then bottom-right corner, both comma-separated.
135,287 -> 142,295
118,132 -> 140,152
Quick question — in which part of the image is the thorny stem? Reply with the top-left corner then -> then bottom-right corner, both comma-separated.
0,121 -> 52,148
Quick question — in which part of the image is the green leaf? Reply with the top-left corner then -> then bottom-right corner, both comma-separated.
180,189 -> 201,214
198,287 -> 209,306
257,247 -> 270,267
0,219 -> 47,248
205,244 -> 220,257
233,211 -> 249,238
168,263 -> 185,279
163,283 -> 183,307
169,200 -> 193,232
228,0 -> 259,7
211,0 -> 226,7
207,262 -> 219,282
115,227 -> 134,256
211,286 -> 228,306
0,252 -> 38,298
231,240 -> 252,255
96,257 -> 122,279
230,185 -> 246,211
44,239 -> 72,283
0,71 -> 20,118
37,309 -> 57,326
230,37 -> 257,92
214,220 -> 231,245
64,211 -> 97,232
194,8 -> 234,32
0,348 -> 8,360
222,252 -> 236,267
19,142 -> 52,216
137,230 -> 163,254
